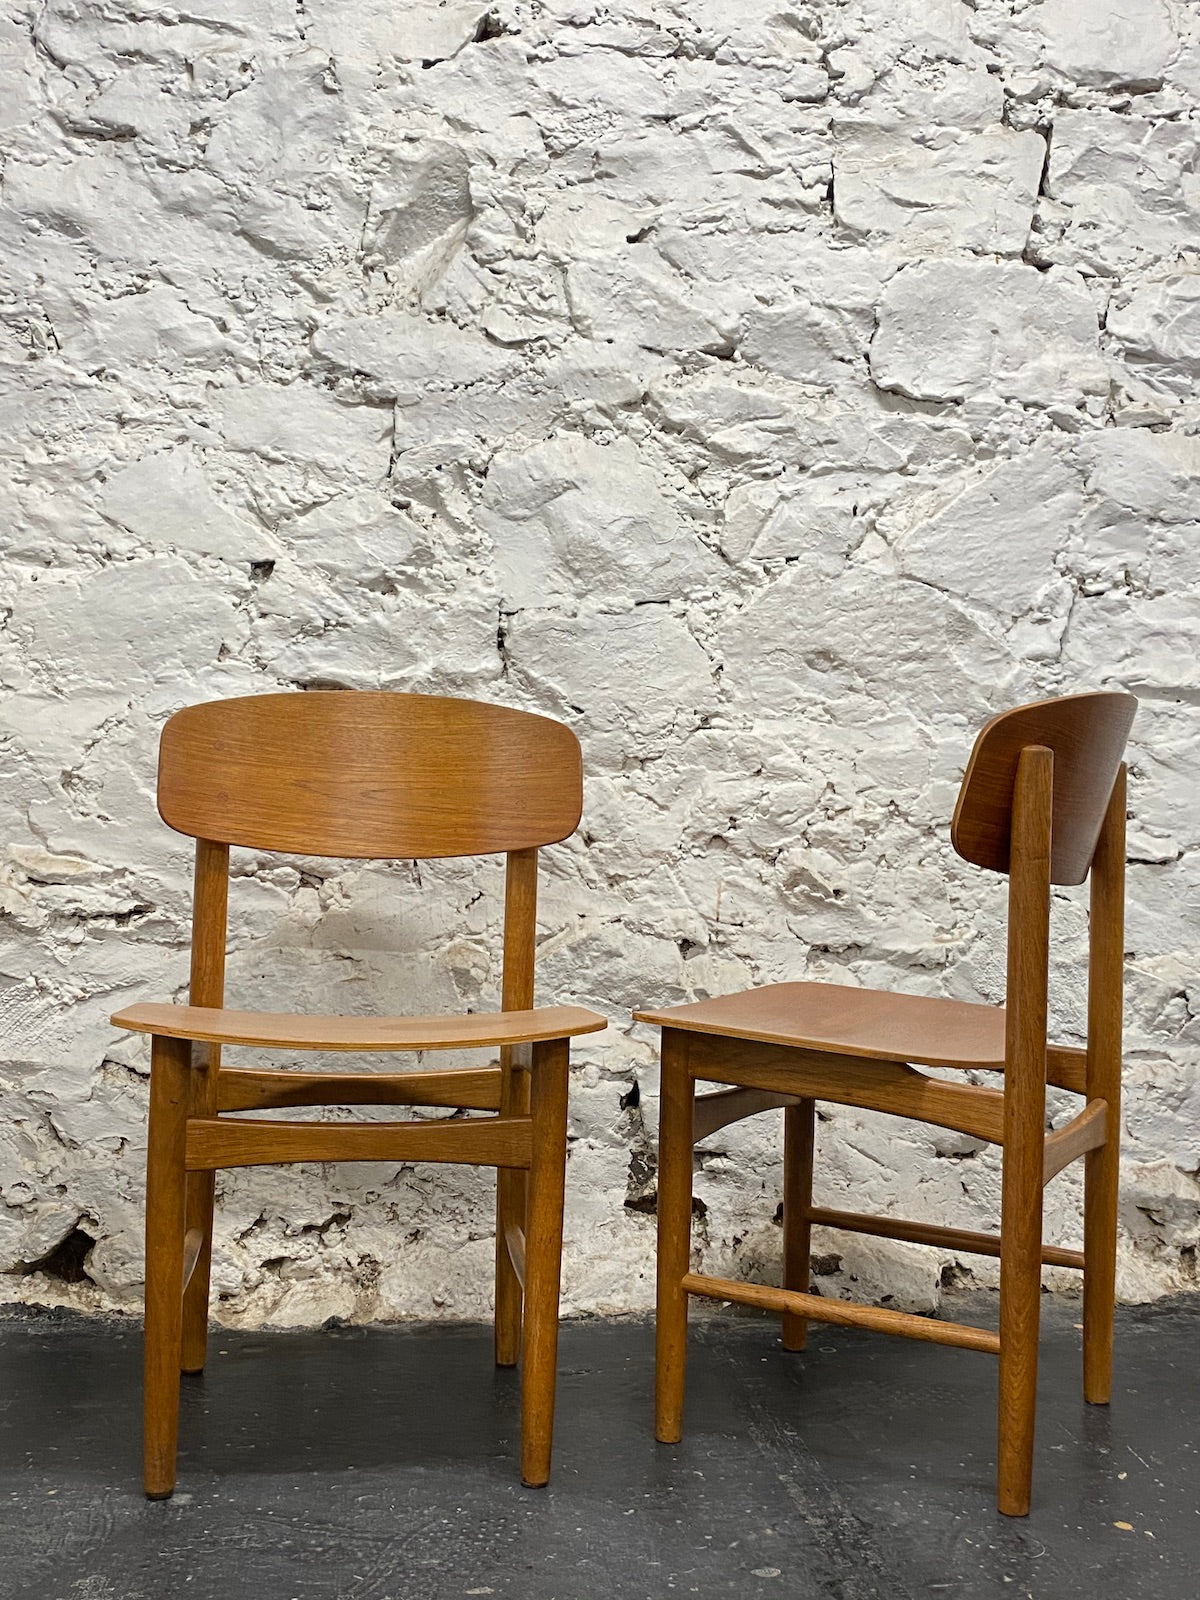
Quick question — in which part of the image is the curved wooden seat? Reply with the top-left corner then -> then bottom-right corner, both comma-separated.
112,1002 -> 607,1053
635,981 -> 1007,1069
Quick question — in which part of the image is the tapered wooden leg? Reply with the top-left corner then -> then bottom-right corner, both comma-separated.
1083,767 -> 1125,1407
655,1029 -> 694,1445
144,1034 -> 191,1499
782,1099 -> 815,1352
997,1160 -> 1042,1517
1083,1121 -> 1119,1403
496,1063 -> 530,1368
520,1039 -> 569,1487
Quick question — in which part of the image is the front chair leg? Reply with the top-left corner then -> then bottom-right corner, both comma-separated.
655,1029 -> 694,1444
144,1034 -> 191,1499
782,1099 -> 815,1352
997,1146 -> 1044,1517
520,1037 -> 569,1487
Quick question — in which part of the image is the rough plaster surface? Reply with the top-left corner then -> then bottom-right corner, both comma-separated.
0,0 -> 1198,1331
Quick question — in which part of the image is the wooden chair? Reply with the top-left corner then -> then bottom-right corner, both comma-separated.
110,691 -> 606,1498
634,691 -> 1137,1516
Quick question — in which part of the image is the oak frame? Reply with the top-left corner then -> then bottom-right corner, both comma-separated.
638,692 -> 1135,1518
112,691 -> 605,1498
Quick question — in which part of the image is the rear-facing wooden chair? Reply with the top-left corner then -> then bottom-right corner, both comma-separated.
111,691 -> 606,1498
635,692 -> 1137,1516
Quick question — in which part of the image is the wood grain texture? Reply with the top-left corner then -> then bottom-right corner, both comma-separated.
692,1085 -> 800,1142
805,1207 -> 1085,1271
216,1066 -> 504,1113
520,1037 -> 570,1487
684,1033 -> 1006,1146
951,691 -> 1136,885
113,1002 -> 606,1052
144,1034 -> 190,1498
157,691 -> 583,858
496,847 -> 538,1369
782,1099 -> 815,1352
1043,1100 -> 1108,1186
636,981 -> 1009,1068
184,1114 -> 533,1172
681,1274 -> 1001,1355
997,745 -> 1053,1517
181,838 -> 226,1375
655,1029 -> 694,1447
1084,765 -> 1126,1405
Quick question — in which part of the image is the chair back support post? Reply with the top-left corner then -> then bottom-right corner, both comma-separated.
1082,763 -> 1127,1402
502,848 -> 538,1017
180,838 -> 229,1372
1086,766 -> 1126,1107
1003,745 -> 1054,1104
997,742 -> 1053,1515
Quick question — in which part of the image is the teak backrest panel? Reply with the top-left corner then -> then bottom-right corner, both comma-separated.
158,692 -> 583,858
951,692 -> 1136,886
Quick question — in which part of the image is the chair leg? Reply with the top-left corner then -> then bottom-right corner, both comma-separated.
495,1170 -> 526,1368
496,1061 -> 530,1368
144,1035 -> 191,1499
181,1171 -> 215,1374
655,1029 -> 694,1445
997,1149 -> 1043,1517
520,1038 -> 569,1487
1082,1125 -> 1119,1404
782,1099 -> 815,1352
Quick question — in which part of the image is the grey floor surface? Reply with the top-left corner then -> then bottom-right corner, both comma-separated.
0,1293 -> 1196,1600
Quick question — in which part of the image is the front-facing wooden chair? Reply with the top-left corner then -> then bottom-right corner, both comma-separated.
111,691 -> 606,1498
635,691 -> 1136,1516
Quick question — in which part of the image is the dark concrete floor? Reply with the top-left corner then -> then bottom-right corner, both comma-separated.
0,1294 -> 1196,1600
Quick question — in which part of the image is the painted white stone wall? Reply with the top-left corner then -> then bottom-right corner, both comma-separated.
1,0 -> 1197,1328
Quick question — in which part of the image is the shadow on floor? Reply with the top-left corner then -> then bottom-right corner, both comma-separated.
0,1292 -> 1196,1600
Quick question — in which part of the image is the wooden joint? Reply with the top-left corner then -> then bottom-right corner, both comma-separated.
181,1228 -> 204,1294
184,1114 -> 533,1172
1043,1099 -> 1108,1186
686,1034 -> 1005,1146
693,1086 -> 800,1143
505,1224 -> 527,1290
215,1066 -> 503,1114
680,1272 -> 1001,1354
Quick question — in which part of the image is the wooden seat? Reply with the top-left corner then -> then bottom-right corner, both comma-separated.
636,983 -> 1008,1068
113,1002 -> 605,1055
110,690 -> 606,1498
635,690 -> 1137,1517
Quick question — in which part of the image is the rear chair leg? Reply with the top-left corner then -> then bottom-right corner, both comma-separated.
1082,1125 -> 1119,1404
782,1099 -> 815,1352
144,1035 -> 191,1499
495,1168 -> 526,1368
181,1171 -> 215,1374
520,1039 -> 569,1487
496,1059 -> 530,1368
655,1030 -> 694,1444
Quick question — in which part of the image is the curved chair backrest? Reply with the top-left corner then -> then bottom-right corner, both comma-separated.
951,692 -> 1137,886
158,691 -> 583,859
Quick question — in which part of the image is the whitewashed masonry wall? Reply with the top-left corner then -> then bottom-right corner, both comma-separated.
1,0 -> 1198,1326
